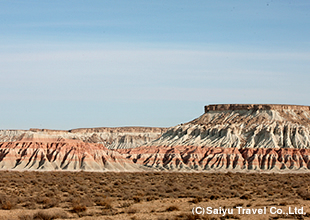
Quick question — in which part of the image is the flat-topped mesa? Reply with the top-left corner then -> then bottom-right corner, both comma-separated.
205,104 -> 310,113
148,103 -> 310,150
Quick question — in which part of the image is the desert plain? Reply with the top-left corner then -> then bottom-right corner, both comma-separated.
1,171 -> 310,220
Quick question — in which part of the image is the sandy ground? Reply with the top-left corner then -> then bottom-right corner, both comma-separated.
0,197 -> 310,220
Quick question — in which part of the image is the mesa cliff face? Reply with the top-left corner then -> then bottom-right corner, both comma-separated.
148,104 -> 310,149
119,146 -> 310,171
0,139 -> 148,171
0,104 -> 310,172
127,104 -> 310,172
0,127 -> 167,171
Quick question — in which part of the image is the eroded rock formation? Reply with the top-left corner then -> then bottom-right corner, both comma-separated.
0,138 -> 148,171
148,104 -> 310,149
0,104 -> 310,172
119,146 -> 310,171
0,127 -> 167,149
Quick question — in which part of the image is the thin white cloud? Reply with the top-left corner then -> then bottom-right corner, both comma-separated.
0,46 -> 309,105
1,49 -> 309,62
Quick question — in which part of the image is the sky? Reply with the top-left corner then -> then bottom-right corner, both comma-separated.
0,0 -> 310,129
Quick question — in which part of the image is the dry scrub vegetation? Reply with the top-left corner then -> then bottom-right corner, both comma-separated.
0,171 -> 309,219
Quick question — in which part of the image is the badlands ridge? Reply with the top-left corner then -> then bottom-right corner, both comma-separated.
1,104 -> 310,172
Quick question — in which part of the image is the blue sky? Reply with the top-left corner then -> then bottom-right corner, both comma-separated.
0,0 -> 310,129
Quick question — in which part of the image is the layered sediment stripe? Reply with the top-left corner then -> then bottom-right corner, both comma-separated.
0,140 -> 146,171
118,146 -> 310,171
1,140 -> 310,171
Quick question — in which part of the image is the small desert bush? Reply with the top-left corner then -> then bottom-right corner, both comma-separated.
126,207 -> 137,214
209,194 -> 220,200
279,201 -> 289,206
18,214 -> 32,220
23,201 -> 37,210
0,193 -> 14,210
32,210 -> 68,220
240,194 -> 252,200
297,188 -> 310,200
98,198 -> 113,209
33,211 -> 52,220
72,204 -> 87,213
71,198 -> 87,213
190,196 -> 203,204
133,196 -> 142,203
166,205 -> 179,212
35,196 -> 49,205
146,196 -> 157,201
42,198 -> 59,209
120,201 -> 132,208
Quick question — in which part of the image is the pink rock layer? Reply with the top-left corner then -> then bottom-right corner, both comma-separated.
118,145 -> 310,172
0,140 -> 147,171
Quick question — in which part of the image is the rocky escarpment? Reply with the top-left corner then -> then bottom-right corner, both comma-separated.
0,139 -> 148,171
115,104 -> 310,172
1,140 -> 309,172
147,104 -> 310,149
0,127 -> 167,150
119,146 -> 310,171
